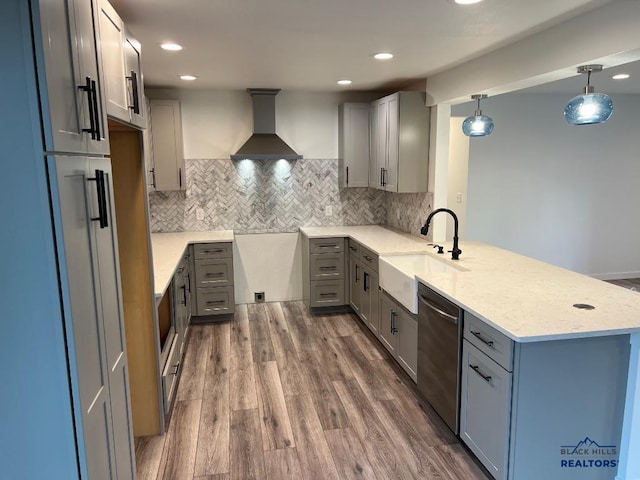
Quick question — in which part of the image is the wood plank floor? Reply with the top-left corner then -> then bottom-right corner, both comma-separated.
135,301 -> 489,480
606,278 -> 640,290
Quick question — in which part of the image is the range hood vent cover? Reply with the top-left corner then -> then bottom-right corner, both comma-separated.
231,89 -> 302,160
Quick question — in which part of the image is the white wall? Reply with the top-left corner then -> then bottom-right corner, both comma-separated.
233,233 -> 302,303
146,88 -> 380,159
458,93 -> 640,278
446,117 -> 469,239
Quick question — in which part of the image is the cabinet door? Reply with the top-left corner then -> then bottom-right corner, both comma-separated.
142,96 -> 156,189
349,257 -> 360,315
97,0 -> 129,123
460,340 -> 511,480
35,0 -> 106,154
368,102 -> 381,188
396,308 -> 417,381
89,157 -> 135,480
366,269 -> 379,335
384,94 -> 399,192
376,99 -> 388,189
50,156 -> 116,479
149,99 -> 185,191
339,103 -> 370,188
378,291 -> 397,355
124,33 -> 145,128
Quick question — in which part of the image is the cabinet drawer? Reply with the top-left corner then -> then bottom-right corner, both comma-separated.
309,237 -> 344,254
359,245 -> 378,272
460,340 -> 511,480
193,242 -> 232,259
464,312 -> 513,371
195,258 -> 233,287
310,253 -> 344,279
196,286 -> 235,315
348,239 -> 360,256
161,335 -> 181,414
310,279 -> 345,307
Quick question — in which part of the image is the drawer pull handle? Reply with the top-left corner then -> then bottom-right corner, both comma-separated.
319,293 -> 337,297
205,272 -> 225,277
206,300 -> 226,305
470,364 -> 492,383
363,255 -> 372,262
203,249 -> 224,254
171,362 -> 180,376
319,266 -> 337,271
349,246 -> 358,251
317,244 -> 338,248
470,330 -> 495,347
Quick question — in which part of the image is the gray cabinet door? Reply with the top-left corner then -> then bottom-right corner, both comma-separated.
50,156 -> 134,480
349,257 -> 360,314
378,291 -> 396,355
460,340 -> 511,480
124,33 -> 145,128
51,156 -> 115,479
396,307 -> 417,382
91,158 -> 135,480
35,0 -> 109,155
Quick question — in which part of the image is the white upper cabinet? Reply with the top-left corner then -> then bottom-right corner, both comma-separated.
149,99 -> 185,191
338,103 -> 370,188
369,92 -> 430,193
33,0 -> 109,155
97,0 -> 145,128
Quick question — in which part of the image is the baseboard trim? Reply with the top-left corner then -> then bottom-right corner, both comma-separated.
590,271 -> 640,281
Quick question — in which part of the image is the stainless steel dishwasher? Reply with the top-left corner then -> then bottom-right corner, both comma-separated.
417,282 -> 462,434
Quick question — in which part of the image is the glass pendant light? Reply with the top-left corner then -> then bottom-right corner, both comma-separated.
462,94 -> 494,137
564,65 -> 613,125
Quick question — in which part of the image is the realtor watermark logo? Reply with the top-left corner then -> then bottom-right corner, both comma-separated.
560,436 -> 618,469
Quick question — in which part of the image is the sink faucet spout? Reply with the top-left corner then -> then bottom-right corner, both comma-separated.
420,208 -> 462,260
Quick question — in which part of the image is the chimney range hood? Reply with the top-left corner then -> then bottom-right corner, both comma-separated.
231,88 -> 302,160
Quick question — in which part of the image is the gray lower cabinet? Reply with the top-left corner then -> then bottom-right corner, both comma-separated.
348,238 -> 380,335
460,311 -> 630,480
191,242 -> 235,316
302,237 -> 347,307
379,289 -> 417,382
49,156 -> 135,479
461,340 -> 512,480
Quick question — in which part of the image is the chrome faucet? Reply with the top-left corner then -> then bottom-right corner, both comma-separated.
420,208 -> 462,260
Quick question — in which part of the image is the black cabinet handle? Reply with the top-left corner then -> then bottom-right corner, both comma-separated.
206,300 -> 226,305
90,79 -> 102,141
126,70 -> 140,114
363,271 -> 369,292
179,167 -> 182,188
181,285 -> 187,305
470,365 -> 492,383
349,246 -> 358,252
150,168 -> 157,189
363,255 -> 372,262
186,272 -> 191,293
380,167 -> 383,186
319,266 -> 337,271
346,166 -> 349,185
78,76 -> 96,140
355,264 -> 359,283
319,292 -> 337,297
470,330 -> 495,347
88,169 -> 108,228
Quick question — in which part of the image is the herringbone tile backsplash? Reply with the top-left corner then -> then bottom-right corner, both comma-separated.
149,158 -> 432,235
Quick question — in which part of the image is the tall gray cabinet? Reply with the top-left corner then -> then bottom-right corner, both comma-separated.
8,0 -> 136,478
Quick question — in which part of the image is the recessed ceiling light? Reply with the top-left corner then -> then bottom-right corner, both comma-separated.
337,80 -> 352,85
179,75 -> 197,81
372,52 -> 394,60
612,73 -> 630,80
160,43 -> 183,51
454,0 -> 484,4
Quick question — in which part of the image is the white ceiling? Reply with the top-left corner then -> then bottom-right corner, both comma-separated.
109,0 -> 612,92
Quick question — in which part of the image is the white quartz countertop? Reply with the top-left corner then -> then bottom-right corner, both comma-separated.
301,225 -> 433,255
150,231 -> 234,298
302,225 -> 640,342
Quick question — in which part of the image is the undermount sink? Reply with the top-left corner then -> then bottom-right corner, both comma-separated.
379,254 -> 462,314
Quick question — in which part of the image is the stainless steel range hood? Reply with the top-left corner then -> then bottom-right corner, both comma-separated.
231,88 -> 302,160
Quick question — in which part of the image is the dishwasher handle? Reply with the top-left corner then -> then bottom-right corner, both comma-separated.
418,294 -> 459,325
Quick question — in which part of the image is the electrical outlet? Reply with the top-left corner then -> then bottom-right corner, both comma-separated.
325,205 -> 333,217
254,292 -> 265,303
196,208 -> 205,221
